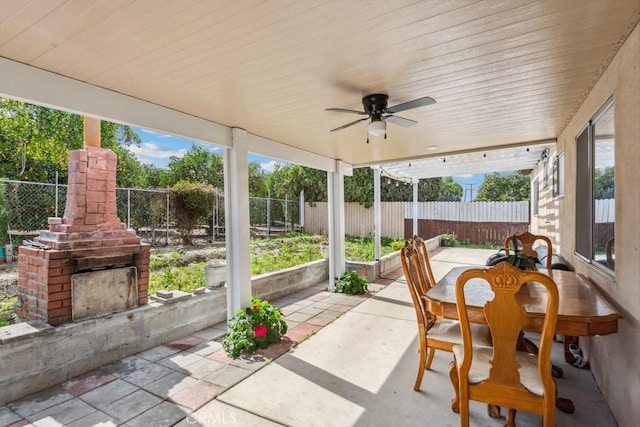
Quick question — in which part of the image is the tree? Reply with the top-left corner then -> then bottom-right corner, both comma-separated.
0,98 -> 144,186
594,166 -> 614,199
476,172 -> 530,201
347,168 -> 463,206
165,145 -> 224,187
266,164 -> 327,202
248,161 -> 268,197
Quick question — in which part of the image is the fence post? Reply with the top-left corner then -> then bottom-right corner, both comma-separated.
267,191 -> 271,236
55,170 -> 59,218
165,187 -> 170,245
127,188 -> 131,229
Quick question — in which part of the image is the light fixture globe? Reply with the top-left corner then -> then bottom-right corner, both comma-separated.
367,118 -> 386,137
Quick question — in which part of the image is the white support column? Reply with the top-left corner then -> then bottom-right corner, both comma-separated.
224,128 -> 252,320
327,173 -> 336,290
327,160 -> 352,290
413,181 -> 419,237
373,167 -> 381,261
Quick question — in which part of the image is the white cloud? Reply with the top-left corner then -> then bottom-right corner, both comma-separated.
260,160 -> 279,173
129,142 -> 188,159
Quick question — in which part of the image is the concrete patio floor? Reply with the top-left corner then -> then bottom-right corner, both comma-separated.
0,248 -> 618,426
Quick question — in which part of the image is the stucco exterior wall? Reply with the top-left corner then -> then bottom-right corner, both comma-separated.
531,23 -> 640,427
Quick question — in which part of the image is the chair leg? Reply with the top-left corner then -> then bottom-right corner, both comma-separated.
425,347 -> 436,369
504,408 -> 517,427
413,342 -> 427,391
448,360 -> 459,413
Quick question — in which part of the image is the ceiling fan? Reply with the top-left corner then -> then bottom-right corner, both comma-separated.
326,94 -> 436,143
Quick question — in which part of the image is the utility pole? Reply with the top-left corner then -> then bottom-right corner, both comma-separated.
465,184 -> 475,201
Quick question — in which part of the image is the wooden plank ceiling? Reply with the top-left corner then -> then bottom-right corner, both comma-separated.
1,0 -> 638,170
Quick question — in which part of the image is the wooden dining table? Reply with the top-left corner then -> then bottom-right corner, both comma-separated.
425,266 -> 621,337
426,265 -> 622,415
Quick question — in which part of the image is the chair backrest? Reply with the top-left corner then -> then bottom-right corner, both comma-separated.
455,262 -> 559,392
411,235 -> 436,293
400,242 -> 434,331
504,231 -> 553,269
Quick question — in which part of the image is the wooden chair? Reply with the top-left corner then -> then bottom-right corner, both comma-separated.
400,242 -> 491,391
504,231 -> 553,269
411,235 -> 437,294
450,262 -> 559,427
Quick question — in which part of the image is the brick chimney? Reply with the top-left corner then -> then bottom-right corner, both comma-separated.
17,117 -> 150,325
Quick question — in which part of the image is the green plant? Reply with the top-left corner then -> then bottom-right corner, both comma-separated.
149,263 -> 207,294
171,180 -> 215,245
336,271 -> 368,295
0,297 -> 18,327
500,234 -> 539,270
0,183 -> 10,245
440,234 -> 458,247
222,298 -> 288,358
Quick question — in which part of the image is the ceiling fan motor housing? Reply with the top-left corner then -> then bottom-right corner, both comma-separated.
362,94 -> 389,115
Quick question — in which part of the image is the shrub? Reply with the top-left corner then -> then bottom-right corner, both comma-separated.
171,180 -> 215,245
223,298 -> 288,358
336,271 -> 368,295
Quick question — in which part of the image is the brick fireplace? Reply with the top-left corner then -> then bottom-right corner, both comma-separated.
17,119 -> 150,326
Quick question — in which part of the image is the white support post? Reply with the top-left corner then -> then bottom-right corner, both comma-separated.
373,167 -> 381,261
224,128 -> 252,320
327,160 -> 352,290
413,181 -> 419,237
327,173 -> 335,290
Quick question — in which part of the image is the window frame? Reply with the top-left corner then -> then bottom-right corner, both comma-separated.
575,97 -> 615,275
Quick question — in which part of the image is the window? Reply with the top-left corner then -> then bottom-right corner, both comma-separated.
553,152 -> 564,197
533,179 -> 539,215
543,159 -> 549,188
575,99 -> 615,273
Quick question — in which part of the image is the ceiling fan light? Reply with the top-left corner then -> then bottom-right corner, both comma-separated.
367,119 -> 386,137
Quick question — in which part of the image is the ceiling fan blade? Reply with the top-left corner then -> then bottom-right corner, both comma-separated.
386,96 -> 436,113
330,117 -> 368,132
325,108 -> 368,115
384,115 -> 417,127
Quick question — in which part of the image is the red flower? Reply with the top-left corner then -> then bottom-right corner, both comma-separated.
254,325 -> 267,337
362,271 -> 368,276
252,304 -> 261,310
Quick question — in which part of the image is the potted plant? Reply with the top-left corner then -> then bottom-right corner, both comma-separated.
335,271 -> 368,295
222,298 -> 288,358
501,234 -> 539,270
440,233 -> 456,247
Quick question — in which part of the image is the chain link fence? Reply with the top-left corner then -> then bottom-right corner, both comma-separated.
0,179 -> 302,247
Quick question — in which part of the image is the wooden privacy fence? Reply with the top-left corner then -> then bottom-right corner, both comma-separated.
303,201 -> 531,243
303,202 -> 405,238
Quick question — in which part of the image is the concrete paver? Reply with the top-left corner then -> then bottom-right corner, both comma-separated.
101,389 -> 162,424
7,386 -> 75,418
125,400 -> 188,427
29,397 -> 95,426
78,379 -> 138,409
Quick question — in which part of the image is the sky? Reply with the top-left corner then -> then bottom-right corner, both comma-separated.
131,127 -> 485,199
